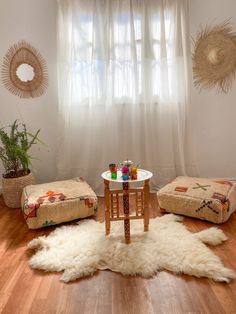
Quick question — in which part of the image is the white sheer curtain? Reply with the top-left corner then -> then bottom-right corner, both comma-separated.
57,0 -> 196,194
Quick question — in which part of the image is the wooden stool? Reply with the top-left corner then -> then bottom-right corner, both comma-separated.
102,169 -> 153,244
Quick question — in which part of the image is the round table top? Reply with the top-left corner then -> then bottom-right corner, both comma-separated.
101,169 -> 153,183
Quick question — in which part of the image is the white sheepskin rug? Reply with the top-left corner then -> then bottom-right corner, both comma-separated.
28,214 -> 235,283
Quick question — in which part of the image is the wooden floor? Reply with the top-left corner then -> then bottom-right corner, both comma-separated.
0,194 -> 236,314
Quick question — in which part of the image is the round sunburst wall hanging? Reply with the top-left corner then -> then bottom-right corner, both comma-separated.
1,40 -> 48,98
192,20 -> 236,93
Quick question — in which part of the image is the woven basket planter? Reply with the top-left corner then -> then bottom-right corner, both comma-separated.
2,171 -> 35,208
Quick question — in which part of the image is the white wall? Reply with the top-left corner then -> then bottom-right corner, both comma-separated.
0,0 -> 235,186
189,0 -> 236,180
0,0 -> 58,184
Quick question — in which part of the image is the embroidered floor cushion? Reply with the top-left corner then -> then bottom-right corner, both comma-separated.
157,176 -> 236,223
21,178 -> 98,229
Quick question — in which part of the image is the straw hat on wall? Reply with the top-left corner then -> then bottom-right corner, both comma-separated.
192,20 -> 236,93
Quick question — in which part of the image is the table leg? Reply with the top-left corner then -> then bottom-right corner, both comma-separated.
123,182 -> 130,244
144,179 -> 150,232
104,179 -> 110,235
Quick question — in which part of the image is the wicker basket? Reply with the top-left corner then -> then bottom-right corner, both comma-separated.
2,171 -> 35,208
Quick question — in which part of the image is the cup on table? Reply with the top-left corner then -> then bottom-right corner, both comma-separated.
130,166 -> 138,180
109,163 -> 117,179
121,166 -> 130,180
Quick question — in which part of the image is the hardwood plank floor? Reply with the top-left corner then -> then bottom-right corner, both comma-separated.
0,194 -> 236,314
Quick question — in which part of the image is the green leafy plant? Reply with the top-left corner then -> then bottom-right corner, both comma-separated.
0,120 -> 44,178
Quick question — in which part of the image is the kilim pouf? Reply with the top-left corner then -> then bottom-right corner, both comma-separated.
21,178 -> 98,229
157,176 -> 236,223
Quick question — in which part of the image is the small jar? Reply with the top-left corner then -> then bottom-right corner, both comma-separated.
122,166 -> 130,180
111,169 -> 117,179
122,174 -> 129,181
130,166 -> 138,180
109,163 -> 117,179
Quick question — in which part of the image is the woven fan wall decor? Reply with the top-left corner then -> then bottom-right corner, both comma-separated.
192,20 -> 236,93
1,40 -> 48,98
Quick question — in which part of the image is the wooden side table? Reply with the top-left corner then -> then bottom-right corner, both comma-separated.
101,169 -> 153,244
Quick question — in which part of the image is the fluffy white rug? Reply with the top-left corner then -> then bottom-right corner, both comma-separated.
28,214 -> 235,283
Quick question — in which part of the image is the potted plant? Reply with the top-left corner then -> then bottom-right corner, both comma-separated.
0,120 -> 44,208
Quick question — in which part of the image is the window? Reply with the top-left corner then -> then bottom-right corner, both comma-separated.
68,8 -> 174,105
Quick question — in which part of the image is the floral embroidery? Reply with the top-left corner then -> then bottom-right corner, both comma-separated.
42,220 -> 56,227
79,195 -> 95,208
212,192 -> 226,202
46,191 -> 54,196
192,183 -> 211,191
48,196 -> 56,203
59,194 -> 66,201
36,191 -> 66,204
175,186 -> 188,192
23,191 -> 66,221
214,180 -> 233,186
212,193 -> 230,212
24,208 -> 38,220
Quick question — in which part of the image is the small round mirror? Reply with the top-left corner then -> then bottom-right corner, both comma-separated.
1,40 -> 48,98
16,63 -> 35,82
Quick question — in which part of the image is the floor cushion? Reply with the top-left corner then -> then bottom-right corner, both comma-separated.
21,178 -> 98,229
157,176 -> 236,223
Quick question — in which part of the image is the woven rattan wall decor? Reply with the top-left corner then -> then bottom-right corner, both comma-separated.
192,20 -> 236,93
1,40 -> 48,98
